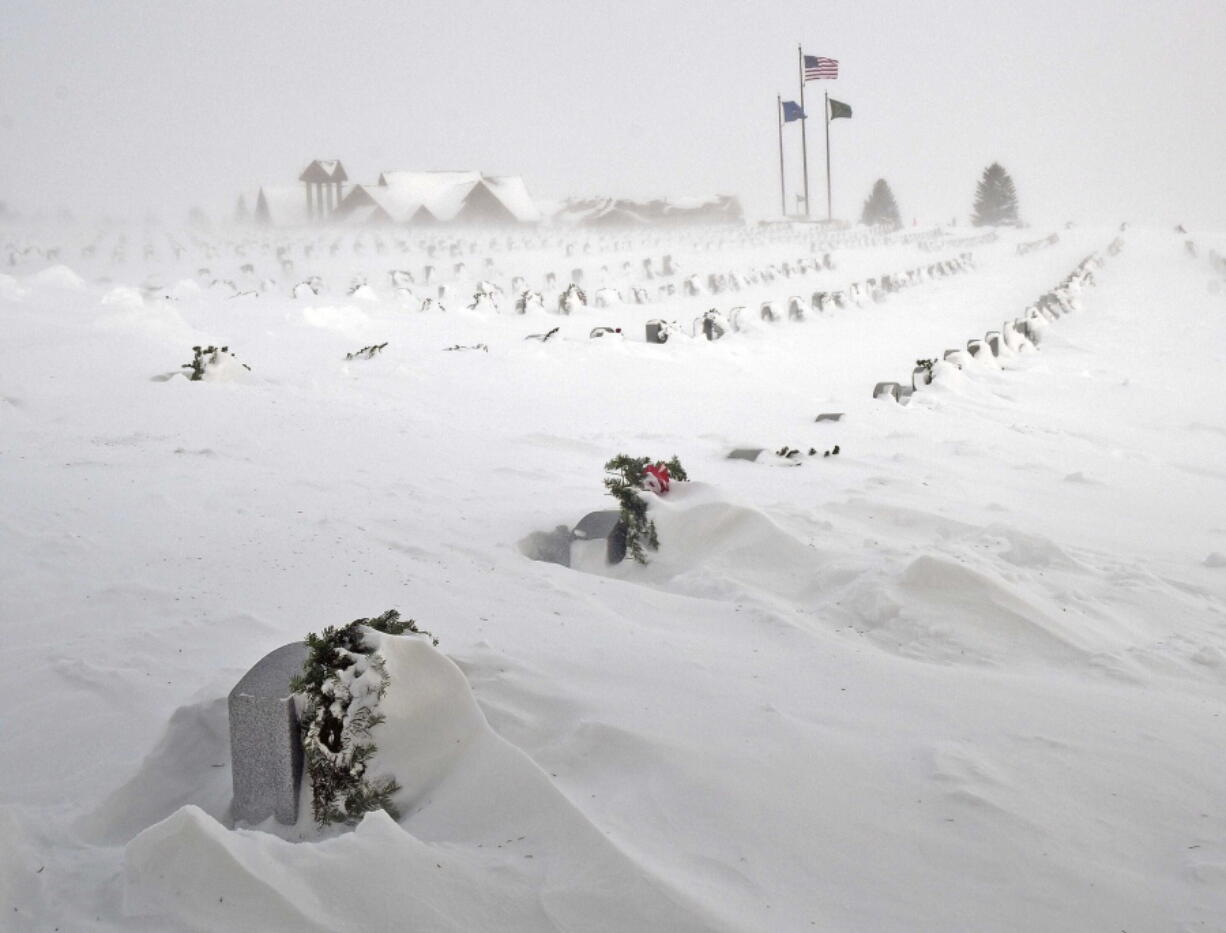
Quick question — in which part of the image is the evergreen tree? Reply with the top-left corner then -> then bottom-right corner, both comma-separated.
860,179 -> 901,229
972,163 -> 1020,227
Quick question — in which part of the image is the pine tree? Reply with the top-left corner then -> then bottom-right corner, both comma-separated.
972,163 -> 1020,227
860,179 -> 901,229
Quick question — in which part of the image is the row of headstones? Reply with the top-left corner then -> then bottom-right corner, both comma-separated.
179,225 -> 855,268
1016,233 -> 1061,255
1187,241 -> 1226,277
276,257 -> 680,303
2,218 -> 885,276
280,248 -> 831,310
637,252 -> 975,346
753,254 -> 975,325
871,239 -> 1122,403
916,230 -> 1000,253
679,254 -> 837,297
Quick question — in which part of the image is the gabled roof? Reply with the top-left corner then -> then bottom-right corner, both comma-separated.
483,176 -> 540,223
334,183 -> 435,224
375,171 -> 540,224
299,160 -> 349,183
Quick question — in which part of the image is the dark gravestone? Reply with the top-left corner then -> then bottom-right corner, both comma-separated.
572,510 -> 627,565
229,642 -> 309,825
814,412 -> 844,422
645,320 -> 669,343
985,331 -> 1002,357
873,382 -> 901,401
727,448 -> 765,461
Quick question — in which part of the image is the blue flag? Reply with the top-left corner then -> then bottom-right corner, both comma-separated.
781,100 -> 805,123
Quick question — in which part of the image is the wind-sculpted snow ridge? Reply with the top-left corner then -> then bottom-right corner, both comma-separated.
572,482 -> 1224,679
4,225 -> 1226,932
122,637 -> 733,933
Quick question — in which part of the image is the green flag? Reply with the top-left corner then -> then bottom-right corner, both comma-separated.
829,98 -> 852,120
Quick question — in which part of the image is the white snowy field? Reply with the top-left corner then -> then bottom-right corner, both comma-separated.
2,222 -> 1225,932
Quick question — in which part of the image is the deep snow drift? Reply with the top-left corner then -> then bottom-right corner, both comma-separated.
1,222 -> 1224,932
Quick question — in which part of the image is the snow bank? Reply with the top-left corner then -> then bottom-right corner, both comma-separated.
124,637 -> 729,932
29,263 -> 86,290
298,304 -> 373,338
0,273 -> 28,301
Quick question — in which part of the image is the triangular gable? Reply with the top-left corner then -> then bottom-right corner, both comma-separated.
299,160 -> 349,183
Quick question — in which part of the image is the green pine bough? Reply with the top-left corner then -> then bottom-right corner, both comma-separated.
182,345 -> 251,380
602,454 -> 688,564
290,609 -> 438,827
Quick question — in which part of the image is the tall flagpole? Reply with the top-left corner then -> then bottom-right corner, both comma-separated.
777,95 -> 786,216
825,90 -> 833,221
798,45 -> 809,218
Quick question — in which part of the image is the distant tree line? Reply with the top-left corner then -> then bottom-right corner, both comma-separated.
859,162 -> 1021,229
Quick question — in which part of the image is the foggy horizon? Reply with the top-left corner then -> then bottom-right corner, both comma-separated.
2,0 -> 1223,228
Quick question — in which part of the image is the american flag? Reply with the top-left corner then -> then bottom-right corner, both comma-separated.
804,55 -> 839,80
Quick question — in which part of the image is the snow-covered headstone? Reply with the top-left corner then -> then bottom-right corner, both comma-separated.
228,642 -> 309,825
571,510 -> 627,565
645,319 -> 669,344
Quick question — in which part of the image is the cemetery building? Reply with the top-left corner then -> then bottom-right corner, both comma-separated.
554,194 -> 743,228
333,171 -> 541,227
298,160 -> 348,220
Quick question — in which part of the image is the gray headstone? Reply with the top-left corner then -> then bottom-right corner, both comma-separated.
727,447 -> 765,461
572,510 -> 627,564
814,412 -> 844,422
645,320 -> 669,344
229,642 -> 309,825
873,381 -> 901,401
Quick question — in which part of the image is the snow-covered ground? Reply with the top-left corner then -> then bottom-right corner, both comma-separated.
2,222 -> 1225,932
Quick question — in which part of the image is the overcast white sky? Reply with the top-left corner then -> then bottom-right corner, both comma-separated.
2,0 -> 1223,228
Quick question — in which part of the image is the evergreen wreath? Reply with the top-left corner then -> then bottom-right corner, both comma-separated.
182,345 -> 250,380
290,609 -> 438,827
602,454 -> 688,564
345,342 -> 388,360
